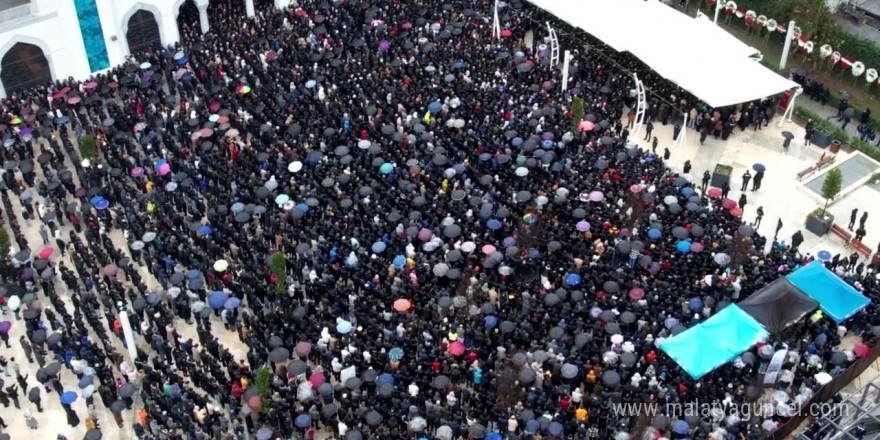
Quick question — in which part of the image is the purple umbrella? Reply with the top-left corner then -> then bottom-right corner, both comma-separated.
576,221 -> 590,232
131,167 -> 144,177
21,268 -> 34,280
19,127 -> 34,136
664,317 -> 679,329
379,40 -> 391,51
0,321 -> 11,333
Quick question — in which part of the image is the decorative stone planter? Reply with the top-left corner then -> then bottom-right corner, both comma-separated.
805,211 -> 834,236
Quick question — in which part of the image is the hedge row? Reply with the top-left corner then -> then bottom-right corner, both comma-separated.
793,106 -> 880,162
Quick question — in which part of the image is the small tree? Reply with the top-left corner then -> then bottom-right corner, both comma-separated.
269,252 -> 287,295
79,134 -> 98,160
0,228 -> 9,263
255,364 -> 273,413
570,96 -> 585,133
821,168 -> 843,216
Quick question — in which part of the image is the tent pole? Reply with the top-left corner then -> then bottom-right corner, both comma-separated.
493,0 -> 501,40
561,50 -> 571,93
713,0 -> 722,24
777,87 -> 803,128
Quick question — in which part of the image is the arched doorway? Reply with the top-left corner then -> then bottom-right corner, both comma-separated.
208,0 -> 244,30
177,0 -> 200,41
127,9 -> 162,54
1,43 -> 51,94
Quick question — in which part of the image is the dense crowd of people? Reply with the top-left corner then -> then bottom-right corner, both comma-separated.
0,0 -> 878,440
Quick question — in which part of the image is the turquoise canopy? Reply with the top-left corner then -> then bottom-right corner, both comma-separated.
658,305 -> 768,379
787,261 -> 871,322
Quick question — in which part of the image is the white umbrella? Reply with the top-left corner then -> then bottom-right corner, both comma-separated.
288,161 -> 303,173
815,372 -> 832,385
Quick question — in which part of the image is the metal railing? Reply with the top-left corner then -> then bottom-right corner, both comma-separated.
0,3 -> 32,26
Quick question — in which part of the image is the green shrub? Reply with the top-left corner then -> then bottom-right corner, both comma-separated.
79,134 -> 97,159
269,252 -> 287,295
571,96 -> 585,133
0,229 -> 9,262
255,364 -> 273,413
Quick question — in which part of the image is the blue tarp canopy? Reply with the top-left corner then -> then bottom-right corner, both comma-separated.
786,261 -> 871,322
658,305 -> 768,379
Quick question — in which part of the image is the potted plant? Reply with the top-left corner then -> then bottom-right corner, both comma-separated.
79,134 -> 98,160
805,167 -> 842,236
570,96 -> 584,134
270,252 -> 287,295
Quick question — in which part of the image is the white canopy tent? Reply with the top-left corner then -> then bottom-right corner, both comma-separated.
529,0 -> 799,108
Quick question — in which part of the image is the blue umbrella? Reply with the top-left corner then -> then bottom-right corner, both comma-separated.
393,255 -> 406,269
187,279 -> 204,290
336,320 -> 352,334
305,80 -> 316,89
295,413 -> 312,428
186,269 -> 201,280
275,194 -> 290,205
60,390 -> 78,405
453,60 -> 466,69
428,101 -> 443,113
154,158 -> 167,170
376,373 -> 394,385
371,241 -> 387,253
196,225 -> 213,236
541,139 -> 554,149
89,195 -> 103,205
389,347 -> 404,361
94,199 -> 110,210
487,219 -> 502,230
296,203 -> 309,213
680,187 -> 695,196
486,433 -> 502,440
565,273 -> 581,286
527,248 -> 540,258
176,56 -> 188,65
208,291 -> 228,309
753,163 -> 766,172
379,163 -> 394,174
548,422 -> 563,437
817,250 -> 832,261
676,240 -> 691,253
78,376 -> 93,389
511,137 -> 523,147
645,154 -> 656,163
484,315 -> 498,328
672,420 -> 690,434
58,115 -> 69,124
689,297 -> 704,312
224,297 -> 241,309
231,202 -> 245,213
648,228 -> 662,239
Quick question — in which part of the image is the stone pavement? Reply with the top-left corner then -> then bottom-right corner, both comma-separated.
634,110 -> 880,263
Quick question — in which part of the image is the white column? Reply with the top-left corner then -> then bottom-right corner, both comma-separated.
119,311 -> 139,363
779,20 -> 796,70
274,0 -> 286,8
245,0 -> 255,17
778,87 -> 802,127
196,0 -> 210,34
162,13 -> 181,46
560,50 -> 571,93
492,0 -> 501,40
713,0 -> 722,23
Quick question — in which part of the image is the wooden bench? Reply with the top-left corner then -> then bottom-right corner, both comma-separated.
796,166 -> 815,181
851,239 -> 873,258
830,224 -> 853,245
796,155 -> 836,181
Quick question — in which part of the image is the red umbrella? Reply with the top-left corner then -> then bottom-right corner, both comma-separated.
629,184 -> 642,194
500,29 -> 513,38
52,87 -> 70,99
393,299 -> 412,312
854,342 -> 871,358
729,208 -> 743,218
449,341 -> 465,356
208,102 -> 221,113
721,198 -> 737,209
628,288 -> 644,300
38,247 -> 53,259
308,372 -> 326,388
706,188 -> 722,198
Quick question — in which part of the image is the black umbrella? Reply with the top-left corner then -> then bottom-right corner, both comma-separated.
84,429 -> 103,440
119,382 -> 137,398
781,131 -> 794,140
110,400 -> 127,413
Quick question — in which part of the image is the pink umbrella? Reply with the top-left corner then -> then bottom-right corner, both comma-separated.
295,341 -> 312,357
628,288 -> 645,300
481,244 -> 496,255
158,163 -> 171,176
417,228 -> 432,241
378,40 -> 391,51
579,120 -> 595,131
200,128 -> 214,137
690,242 -> 704,253
721,198 -> 737,209
576,221 -> 590,232
448,341 -> 465,356
67,96 -> 81,105
630,184 -> 642,194
309,372 -> 326,388
84,81 -> 98,90
131,167 -> 144,177
589,191 -> 604,202
854,342 -> 871,358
